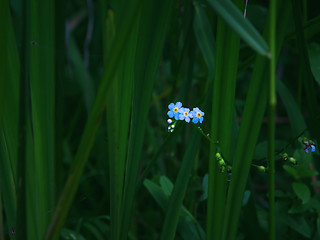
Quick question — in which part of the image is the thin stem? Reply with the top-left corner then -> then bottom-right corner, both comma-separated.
268,0 -> 276,239
193,124 -> 212,143
244,0 -> 248,18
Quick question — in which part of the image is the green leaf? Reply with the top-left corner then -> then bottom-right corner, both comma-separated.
160,176 -> 174,197
308,42 -> 320,86
286,215 -> 311,238
292,182 -> 311,204
242,190 -> 251,206
200,174 -> 208,201
144,177 -> 206,240
289,198 -> 320,214
283,165 -> 318,180
144,179 -> 168,210
207,0 -> 270,56
60,228 -> 86,240
82,222 -> 104,240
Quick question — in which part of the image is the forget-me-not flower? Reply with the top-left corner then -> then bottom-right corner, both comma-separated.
304,144 -> 316,153
179,107 -> 191,123
167,102 -> 182,120
190,107 -> 204,124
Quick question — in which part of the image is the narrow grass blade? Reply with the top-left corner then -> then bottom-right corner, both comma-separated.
0,0 -> 20,234
207,0 -> 270,57
0,190 -> 4,240
45,2 -> 143,239
308,43 -> 320,86
103,6 -> 138,240
221,2 -> 291,240
160,129 -> 201,240
119,1 -> 174,239
267,0 -> 277,239
193,1 -> 215,79
28,0 -> 55,237
26,117 -> 38,239
207,13 -> 240,240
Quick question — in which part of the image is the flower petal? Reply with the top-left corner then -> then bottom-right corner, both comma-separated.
176,102 -> 182,108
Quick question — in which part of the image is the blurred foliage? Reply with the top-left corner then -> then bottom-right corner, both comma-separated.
1,0 -> 320,239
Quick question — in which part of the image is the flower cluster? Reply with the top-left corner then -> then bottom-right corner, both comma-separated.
302,138 -> 316,154
167,102 -> 204,124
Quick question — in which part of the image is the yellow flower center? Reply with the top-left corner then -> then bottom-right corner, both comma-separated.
174,108 -> 178,113
197,112 -> 201,117
184,112 -> 188,117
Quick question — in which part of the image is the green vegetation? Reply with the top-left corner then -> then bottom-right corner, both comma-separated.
1,0 -> 320,239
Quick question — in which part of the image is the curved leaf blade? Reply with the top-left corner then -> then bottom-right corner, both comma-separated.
207,0 -> 270,57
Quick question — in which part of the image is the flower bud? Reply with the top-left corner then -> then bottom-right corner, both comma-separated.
257,166 -> 267,173
281,153 -> 288,161
220,165 -> 226,173
216,153 -> 222,161
289,157 -> 297,165
218,159 -> 225,167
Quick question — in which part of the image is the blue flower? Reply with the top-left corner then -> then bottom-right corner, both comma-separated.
304,144 -> 316,153
179,107 -> 191,123
190,107 -> 204,123
167,102 -> 182,120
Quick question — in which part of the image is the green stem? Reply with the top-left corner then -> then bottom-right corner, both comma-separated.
193,124 -> 213,143
268,0 -> 276,239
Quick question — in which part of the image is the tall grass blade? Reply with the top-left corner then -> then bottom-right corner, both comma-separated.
28,0 -> 55,237
119,1 -> 174,239
160,129 -> 201,240
206,14 -> 240,239
0,190 -> 4,240
103,6 -> 138,240
45,2 -> 142,239
308,43 -> 320,86
0,0 -> 20,235
221,1 -> 291,240
267,0 -> 277,239
26,117 -> 37,239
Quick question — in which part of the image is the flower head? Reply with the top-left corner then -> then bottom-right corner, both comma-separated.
304,144 -> 316,153
190,107 -> 204,124
179,107 -> 191,123
167,102 -> 182,120
303,139 -> 316,153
